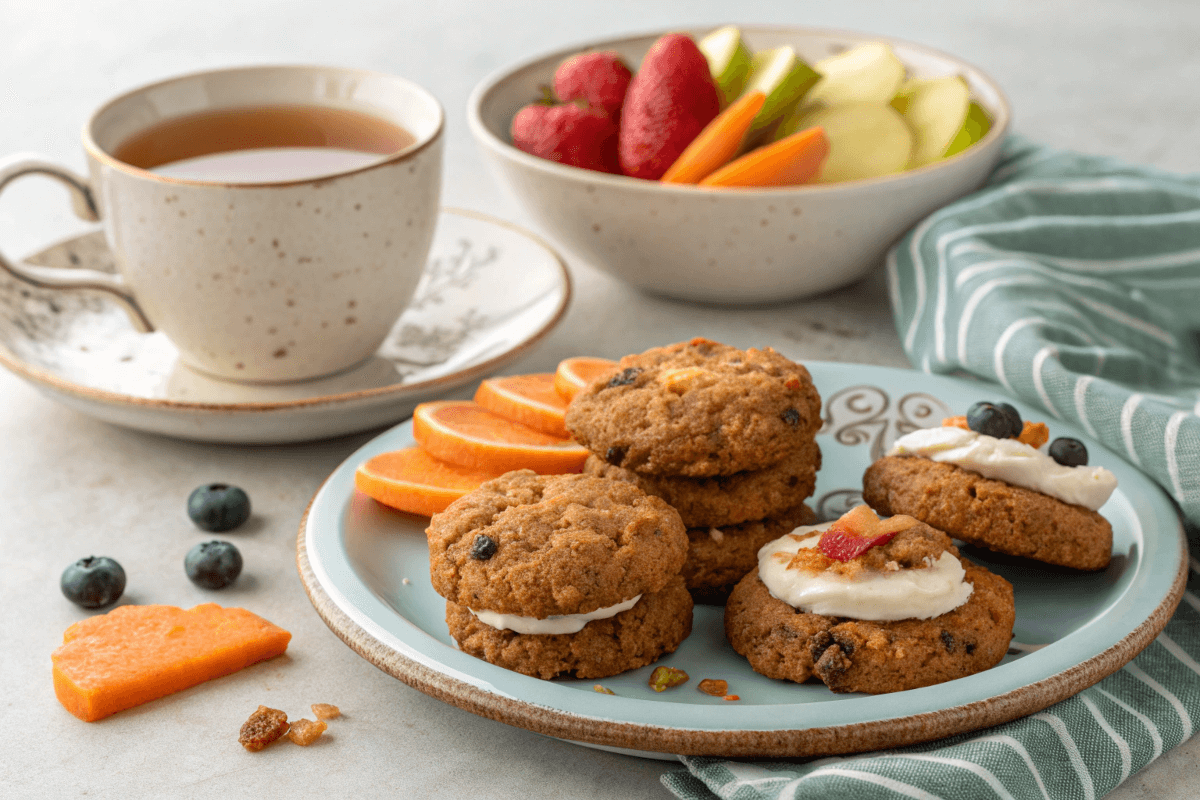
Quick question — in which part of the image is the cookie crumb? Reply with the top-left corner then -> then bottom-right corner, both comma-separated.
697,679 -> 728,697
649,666 -> 689,692
723,694 -> 740,701
402,578 -> 411,585
239,705 -> 289,751
286,718 -> 327,746
311,703 -> 340,720
593,684 -> 615,695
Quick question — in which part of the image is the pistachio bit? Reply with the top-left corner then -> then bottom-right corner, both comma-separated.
697,678 -> 728,697
649,665 -> 689,692
593,684 -> 615,695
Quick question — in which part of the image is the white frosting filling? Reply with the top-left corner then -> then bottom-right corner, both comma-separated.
757,523 -> 974,621
887,426 -> 1117,511
468,594 -> 642,635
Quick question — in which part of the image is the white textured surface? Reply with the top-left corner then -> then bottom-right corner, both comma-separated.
1,1 -> 1195,798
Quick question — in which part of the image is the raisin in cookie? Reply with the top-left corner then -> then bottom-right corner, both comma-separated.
565,338 -> 821,477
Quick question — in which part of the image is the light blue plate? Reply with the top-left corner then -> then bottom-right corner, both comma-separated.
298,361 -> 1186,758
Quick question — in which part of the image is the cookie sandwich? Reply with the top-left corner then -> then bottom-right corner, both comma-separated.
863,400 -> 1117,570
426,470 -> 692,679
725,505 -> 1015,694
568,338 -> 823,601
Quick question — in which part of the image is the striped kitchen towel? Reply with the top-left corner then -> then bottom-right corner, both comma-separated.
663,138 -> 1200,800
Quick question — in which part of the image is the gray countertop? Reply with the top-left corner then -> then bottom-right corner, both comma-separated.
2,1 -> 1197,797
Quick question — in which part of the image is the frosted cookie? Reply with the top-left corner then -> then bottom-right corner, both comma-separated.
725,506 -> 1014,694
426,470 -> 692,679
565,338 -> 821,477
862,402 -> 1117,570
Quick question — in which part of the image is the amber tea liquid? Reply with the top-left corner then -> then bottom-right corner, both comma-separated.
112,104 -> 416,183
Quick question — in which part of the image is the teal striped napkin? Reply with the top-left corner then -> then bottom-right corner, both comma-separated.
663,138 -> 1200,800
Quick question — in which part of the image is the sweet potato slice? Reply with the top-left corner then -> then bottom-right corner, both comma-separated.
52,603 -> 291,722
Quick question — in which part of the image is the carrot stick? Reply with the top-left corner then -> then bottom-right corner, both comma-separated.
698,126 -> 829,188
661,91 -> 766,184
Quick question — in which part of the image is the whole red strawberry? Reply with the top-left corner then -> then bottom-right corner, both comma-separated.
619,34 -> 720,180
553,51 -> 633,119
511,102 -> 620,174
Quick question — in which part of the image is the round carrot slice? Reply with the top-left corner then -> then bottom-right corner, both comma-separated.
474,373 -> 569,438
553,356 -> 619,402
355,447 -> 502,517
413,400 -> 589,474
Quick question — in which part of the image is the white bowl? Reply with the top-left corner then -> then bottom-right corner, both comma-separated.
468,25 -> 1011,305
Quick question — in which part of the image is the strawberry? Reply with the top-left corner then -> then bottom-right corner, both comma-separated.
618,33 -> 720,180
511,102 -> 620,174
553,51 -> 634,119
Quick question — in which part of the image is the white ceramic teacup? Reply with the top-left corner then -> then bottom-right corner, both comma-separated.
0,65 -> 444,383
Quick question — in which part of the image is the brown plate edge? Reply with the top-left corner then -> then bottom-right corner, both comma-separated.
294,497 -> 1188,758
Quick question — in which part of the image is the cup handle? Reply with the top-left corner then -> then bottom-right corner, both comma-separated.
0,154 -> 153,332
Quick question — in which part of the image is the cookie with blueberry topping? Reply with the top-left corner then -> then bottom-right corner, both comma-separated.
564,338 -> 821,477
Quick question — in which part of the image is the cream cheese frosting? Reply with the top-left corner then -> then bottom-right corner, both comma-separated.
468,594 -> 642,635
886,426 -> 1117,510
757,524 -> 974,621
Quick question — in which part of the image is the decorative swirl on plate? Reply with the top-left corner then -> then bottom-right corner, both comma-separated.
816,489 -> 865,522
820,385 -> 951,461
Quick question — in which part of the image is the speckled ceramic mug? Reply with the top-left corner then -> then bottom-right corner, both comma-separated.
0,65 -> 443,383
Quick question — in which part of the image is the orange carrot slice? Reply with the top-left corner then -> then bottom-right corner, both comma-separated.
413,400 -> 589,474
661,91 -> 766,184
553,356 -> 619,402
356,447 -> 503,516
52,604 -> 291,722
698,126 -> 829,187
475,373 -> 570,438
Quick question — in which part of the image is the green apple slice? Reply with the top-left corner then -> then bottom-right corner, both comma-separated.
741,46 -> 821,133
806,42 -> 905,107
698,25 -> 752,107
893,76 -> 970,167
778,102 -> 913,183
943,101 -> 993,158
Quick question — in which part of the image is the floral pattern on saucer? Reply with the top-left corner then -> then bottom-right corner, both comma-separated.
0,209 -> 570,443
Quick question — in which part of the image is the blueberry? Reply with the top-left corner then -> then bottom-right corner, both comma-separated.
1049,437 -> 1089,467
187,484 -> 251,532
185,541 -> 243,589
469,534 -> 498,561
966,402 -> 1012,439
61,556 -> 126,608
995,402 -> 1024,438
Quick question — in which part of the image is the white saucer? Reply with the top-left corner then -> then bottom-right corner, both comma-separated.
0,208 -> 571,443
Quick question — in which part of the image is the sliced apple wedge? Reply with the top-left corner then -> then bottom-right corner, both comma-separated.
893,76 -> 970,167
741,46 -> 821,134
944,101 -> 993,158
698,25 -> 752,108
806,42 -> 905,107
777,102 -> 913,183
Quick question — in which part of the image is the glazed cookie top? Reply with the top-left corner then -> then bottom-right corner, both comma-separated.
565,338 -> 822,476
426,470 -> 687,618
757,506 -> 974,621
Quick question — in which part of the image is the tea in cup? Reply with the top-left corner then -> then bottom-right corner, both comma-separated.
0,65 -> 443,383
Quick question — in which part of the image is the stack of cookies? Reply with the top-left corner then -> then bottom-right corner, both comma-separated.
566,338 -> 824,601
426,470 -> 693,679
